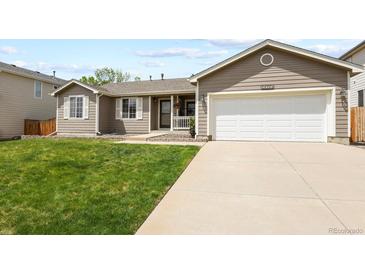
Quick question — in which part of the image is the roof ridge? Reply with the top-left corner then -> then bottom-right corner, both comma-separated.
102,77 -> 189,86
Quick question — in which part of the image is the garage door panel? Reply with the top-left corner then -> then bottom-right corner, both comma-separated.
266,119 -> 293,127
213,94 -> 326,142
266,132 -> 294,140
295,132 -> 324,141
238,118 -> 265,127
216,118 -> 237,128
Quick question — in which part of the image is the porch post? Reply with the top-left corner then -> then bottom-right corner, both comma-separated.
170,95 -> 173,131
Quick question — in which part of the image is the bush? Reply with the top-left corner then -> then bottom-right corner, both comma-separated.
189,117 -> 196,138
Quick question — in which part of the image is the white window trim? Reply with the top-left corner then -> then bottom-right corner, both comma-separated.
121,97 -> 138,120
69,95 -> 85,119
260,53 -> 274,66
34,80 -> 42,99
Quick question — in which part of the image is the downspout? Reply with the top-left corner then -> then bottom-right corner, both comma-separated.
195,81 -> 199,139
347,71 -> 351,139
56,95 -> 59,134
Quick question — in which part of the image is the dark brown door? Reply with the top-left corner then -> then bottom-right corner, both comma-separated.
160,100 -> 171,128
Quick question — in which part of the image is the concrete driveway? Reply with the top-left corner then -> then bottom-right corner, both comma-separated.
137,142 -> 365,234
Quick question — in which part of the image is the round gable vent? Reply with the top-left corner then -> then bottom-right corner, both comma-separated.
260,53 -> 274,66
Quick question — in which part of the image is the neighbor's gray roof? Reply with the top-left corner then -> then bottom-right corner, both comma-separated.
340,40 -> 365,60
101,78 -> 195,95
0,61 -> 66,85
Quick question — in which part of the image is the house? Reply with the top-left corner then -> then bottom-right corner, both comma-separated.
0,61 -> 66,139
52,39 -> 363,144
340,40 -> 365,107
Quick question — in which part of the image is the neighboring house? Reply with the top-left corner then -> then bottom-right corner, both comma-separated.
340,41 -> 365,107
52,39 -> 363,144
0,61 -> 66,138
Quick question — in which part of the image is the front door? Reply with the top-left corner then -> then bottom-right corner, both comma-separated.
159,100 -> 171,128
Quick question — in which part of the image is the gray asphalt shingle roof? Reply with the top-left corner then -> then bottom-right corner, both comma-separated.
0,61 -> 66,85
101,78 -> 195,95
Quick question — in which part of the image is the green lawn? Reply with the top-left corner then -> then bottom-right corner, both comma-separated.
0,138 -> 199,234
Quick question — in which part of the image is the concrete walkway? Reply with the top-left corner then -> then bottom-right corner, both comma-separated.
123,132 -> 167,141
115,140 -> 205,146
137,142 -> 365,234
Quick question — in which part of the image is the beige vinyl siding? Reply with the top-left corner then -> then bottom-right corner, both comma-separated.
345,48 -> 365,107
345,47 -> 365,66
57,85 -> 96,135
107,96 -> 150,134
349,72 -> 365,107
0,71 -> 57,138
197,47 -> 349,138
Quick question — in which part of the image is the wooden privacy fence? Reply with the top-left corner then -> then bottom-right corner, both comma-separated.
351,107 -> 365,143
24,118 -> 56,136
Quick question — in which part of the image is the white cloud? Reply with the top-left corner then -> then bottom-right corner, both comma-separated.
135,48 -> 228,59
307,44 -> 350,56
33,62 -> 98,74
206,39 -> 260,48
0,46 -> 18,54
277,39 -> 303,44
12,60 -> 27,67
140,60 -> 165,67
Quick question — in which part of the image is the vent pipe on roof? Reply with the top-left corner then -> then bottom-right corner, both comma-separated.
53,71 -> 56,78
161,73 -> 164,80
149,75 -> 152,81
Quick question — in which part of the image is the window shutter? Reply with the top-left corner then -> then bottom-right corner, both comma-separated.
83,96 -> 89,119
116,98 -> 121,119
137,97 -> 143,120
64,97 -> 69,119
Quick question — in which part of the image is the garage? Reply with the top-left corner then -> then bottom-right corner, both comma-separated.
211,93 -> 328,142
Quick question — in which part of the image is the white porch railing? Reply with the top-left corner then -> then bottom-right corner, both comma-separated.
173,116 -> 193,129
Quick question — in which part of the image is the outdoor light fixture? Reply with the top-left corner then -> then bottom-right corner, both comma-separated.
200,94 -> 206,102
340,90 -> 347,97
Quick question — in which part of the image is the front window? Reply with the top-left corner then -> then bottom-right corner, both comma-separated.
34,80 -> 42,98
122,98 -> 137,119
186,101 -> 195,116
70,96 -> 84,118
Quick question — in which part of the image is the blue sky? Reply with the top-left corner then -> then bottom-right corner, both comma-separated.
0,39 -> 361,81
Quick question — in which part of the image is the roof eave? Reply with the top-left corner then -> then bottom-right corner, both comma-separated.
51,80 -> 101,96
189,39 -> 364,82
339,41 -> 365,60
105,89 -> 195,97
0,68 -> 64,85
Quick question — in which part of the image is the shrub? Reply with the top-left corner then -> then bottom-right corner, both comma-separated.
189,117 -> 196,138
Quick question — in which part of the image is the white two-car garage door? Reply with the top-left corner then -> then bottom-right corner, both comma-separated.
213,94 -> 327,142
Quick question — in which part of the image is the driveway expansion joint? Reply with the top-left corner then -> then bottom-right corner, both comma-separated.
270,143 -> 349,230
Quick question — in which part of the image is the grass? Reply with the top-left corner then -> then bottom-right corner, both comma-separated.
0,138 -> 199,234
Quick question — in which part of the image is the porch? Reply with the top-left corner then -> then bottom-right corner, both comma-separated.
150,94 -> 195,131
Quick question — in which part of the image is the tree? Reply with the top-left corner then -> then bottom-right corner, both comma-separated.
80,67 -> 133,86
134,76 -> 141,81
80,75 -> 98,86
